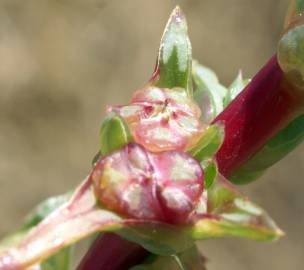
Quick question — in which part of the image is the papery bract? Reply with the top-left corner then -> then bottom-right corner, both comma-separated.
92,143 -> 204,224
109,87 -> 206,152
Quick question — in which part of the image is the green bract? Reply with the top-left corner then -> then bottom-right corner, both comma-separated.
188,124 -> 224,162
99,112 -> 132,156
192,61 -> 227,122
153,6 -> 192,97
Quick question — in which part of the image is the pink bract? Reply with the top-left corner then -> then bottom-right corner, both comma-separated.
109,87 -> 206,152
92,143 -> 204,224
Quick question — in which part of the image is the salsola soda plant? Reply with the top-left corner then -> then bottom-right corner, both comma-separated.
0,1 -> 304,269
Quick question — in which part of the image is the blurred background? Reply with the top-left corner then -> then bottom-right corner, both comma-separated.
0,0 -> 303,269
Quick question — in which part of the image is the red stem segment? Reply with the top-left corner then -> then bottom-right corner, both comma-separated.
214,55 -> 303,176
76,233 -> 149,270
78,55 -> 304,270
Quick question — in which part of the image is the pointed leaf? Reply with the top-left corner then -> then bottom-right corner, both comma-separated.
192,61 -> 227,122
153,6 -> 192,96
190,174 -> 283,241
230,114 -> 304,184
99,112 -> 132,155
224,71 -> 250,106
188,124 -> 224,162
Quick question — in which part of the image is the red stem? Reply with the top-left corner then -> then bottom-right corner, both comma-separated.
214,55 -> 303,176
78,55 -> 304,270
76,233 -> 149,270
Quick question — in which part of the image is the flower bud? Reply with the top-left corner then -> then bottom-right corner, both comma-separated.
92,143 -> 204,224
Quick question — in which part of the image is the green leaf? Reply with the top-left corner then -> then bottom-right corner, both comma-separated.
41,247 -> 72,270
154,6 -> 192,96
200,159 -> 218,189
188,124 -> 224,162
190,174 -> 284,241
118,223 -> 194,256
224,71 -> 250,106
278,23 -> 304,89
130,245 -> 206,270
99,112 -> 132,155
230,114 -> 304,184
192,61 -> 227,122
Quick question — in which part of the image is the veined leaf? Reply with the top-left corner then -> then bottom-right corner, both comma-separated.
192,61 -> 227,123
153,6 -> 192,96
230,114 -> 304,184
190,174 -> 284,241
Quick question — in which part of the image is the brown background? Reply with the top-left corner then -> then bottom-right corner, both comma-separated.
0,0 -> 303,269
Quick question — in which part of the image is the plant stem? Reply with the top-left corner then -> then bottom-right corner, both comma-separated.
214,55 -> 303,176
76,233 -> 149,270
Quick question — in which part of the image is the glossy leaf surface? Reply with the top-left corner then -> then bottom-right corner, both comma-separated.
153,6 -> 192,96
190,174 -> 283,241
192,61 -> 227,123
99,112 -> 132,156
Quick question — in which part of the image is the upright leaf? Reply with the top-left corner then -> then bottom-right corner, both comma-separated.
99,112 -> 132,155
153,6 -> 192,96
224,71 -> 250,106
192,61 -> 227,122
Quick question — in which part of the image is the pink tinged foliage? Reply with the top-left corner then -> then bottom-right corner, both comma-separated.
93,143 -> 204,224
109,86 -> 206,152
0,177 -> 123,270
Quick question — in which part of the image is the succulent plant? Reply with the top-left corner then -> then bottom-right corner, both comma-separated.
0,2 -> 303,270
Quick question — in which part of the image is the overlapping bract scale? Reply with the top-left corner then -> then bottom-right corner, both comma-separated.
93,143 -> 204,224
109,87 -> 206,152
